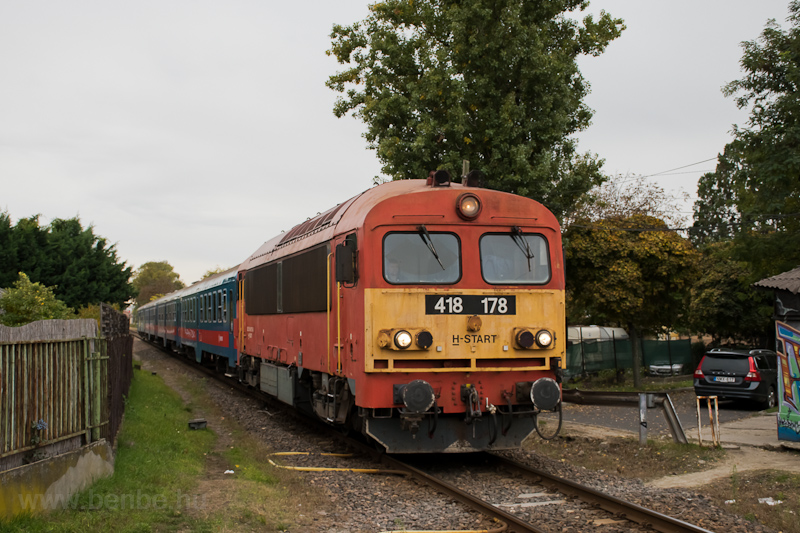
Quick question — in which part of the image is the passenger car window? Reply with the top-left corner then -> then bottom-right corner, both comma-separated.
480,232 -> 551,284
383,232 -> 460,284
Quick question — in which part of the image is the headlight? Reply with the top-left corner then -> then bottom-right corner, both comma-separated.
394,330 -> 413,349
535,330 -> 553,348
457,193 -> 481,220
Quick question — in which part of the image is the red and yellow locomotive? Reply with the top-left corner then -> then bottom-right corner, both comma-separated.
235,171 -> 564,453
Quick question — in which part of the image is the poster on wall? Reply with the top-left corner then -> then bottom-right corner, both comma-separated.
776,321 -> 800,442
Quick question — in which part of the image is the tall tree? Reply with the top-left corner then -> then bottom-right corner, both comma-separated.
4,215 -> 49,284
687,242 -> 773,345
327,0 -> 624,219
693,2 -> 800,278
132,261 -> 184,307
43,218 -> 134,308
0,213 -> 133,308
566,174 -> 688,229
201,266 -> 231,280
0,212 -> 17,289
565,215 -> 698,386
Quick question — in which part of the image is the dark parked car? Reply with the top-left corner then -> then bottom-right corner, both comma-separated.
693,348 -> 779,409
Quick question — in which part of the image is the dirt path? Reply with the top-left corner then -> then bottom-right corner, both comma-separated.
562,420 -> 800,489
134,343 -> 241,520
649,446 -> 800,489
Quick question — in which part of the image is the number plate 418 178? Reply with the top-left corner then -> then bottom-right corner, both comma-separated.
425,295 -> 516,315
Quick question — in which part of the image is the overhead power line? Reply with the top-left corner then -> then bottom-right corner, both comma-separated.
641,157 -> 718,178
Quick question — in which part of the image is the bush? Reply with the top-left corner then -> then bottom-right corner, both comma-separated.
0,272 -> 74,326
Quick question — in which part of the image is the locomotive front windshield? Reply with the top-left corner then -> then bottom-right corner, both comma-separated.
480,232 -> 551,284
383,231 -> 460,284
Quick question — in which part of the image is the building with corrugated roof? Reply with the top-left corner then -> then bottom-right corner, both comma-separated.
754,266 -> 800,330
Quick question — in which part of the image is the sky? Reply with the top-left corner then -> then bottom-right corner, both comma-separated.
0,1 -> 793,286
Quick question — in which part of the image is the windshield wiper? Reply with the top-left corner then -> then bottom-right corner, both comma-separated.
511,226 -> 534,272
417,225 -> 445,270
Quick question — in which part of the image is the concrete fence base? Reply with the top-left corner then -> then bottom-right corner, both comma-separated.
0,440 -> 114,518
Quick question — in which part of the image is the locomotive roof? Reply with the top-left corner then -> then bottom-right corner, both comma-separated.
239,179 -> 556,272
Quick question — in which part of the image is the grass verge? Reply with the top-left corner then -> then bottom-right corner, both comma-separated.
704,469 -> 800,533
524,434 -> 725,481
175,373 -> 327,532
1,369 -> 215,532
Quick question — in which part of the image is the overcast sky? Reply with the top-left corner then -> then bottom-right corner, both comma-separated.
0,1 -> 792,286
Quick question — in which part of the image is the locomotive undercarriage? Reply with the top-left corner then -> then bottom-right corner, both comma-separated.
232,352 -> 562,453
361,376 -> 563,453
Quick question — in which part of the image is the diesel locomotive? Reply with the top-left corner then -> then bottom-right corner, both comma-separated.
138,171 -> 565,453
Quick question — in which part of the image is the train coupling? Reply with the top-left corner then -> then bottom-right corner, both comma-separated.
461,384 -> 482,423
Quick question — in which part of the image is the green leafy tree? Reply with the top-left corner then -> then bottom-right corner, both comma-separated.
566,174 -> 689,228
327,0 -> 624,218
565,215 -> 699,386
201,266 -> 231,280
687,242 -> 773,345
0,213 -> 134,308
132,262 -> 184,307
0,212 -> 16,288
2,214 -> 48,285
693,2 -> 800,277
0,272 -> 75,327
42,218 -> 134,308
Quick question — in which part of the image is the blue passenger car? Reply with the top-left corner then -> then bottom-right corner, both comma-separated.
138,268 -> 239,371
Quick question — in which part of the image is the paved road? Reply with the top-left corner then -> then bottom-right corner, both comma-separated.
561,389 -> 761,439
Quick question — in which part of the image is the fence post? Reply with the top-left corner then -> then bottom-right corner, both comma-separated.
83,339 -> 91,443
579,327 -> 586,376
92,347 -> 101,442
638,393 -> 648,446
667,335 -> 674,376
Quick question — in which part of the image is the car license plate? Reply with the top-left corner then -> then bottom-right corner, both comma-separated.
715,376 -> 735,383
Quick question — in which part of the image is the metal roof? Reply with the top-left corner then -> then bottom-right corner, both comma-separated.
754,266 -> 800,294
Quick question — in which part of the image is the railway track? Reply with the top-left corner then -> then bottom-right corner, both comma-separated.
352,440 -> 715,533
146,337 -> 715,533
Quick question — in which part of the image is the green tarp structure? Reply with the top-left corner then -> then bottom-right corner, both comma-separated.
565,338 -> 693,378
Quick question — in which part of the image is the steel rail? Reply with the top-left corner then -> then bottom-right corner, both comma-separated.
373,451 -> 545,533
484,453 -> 715,533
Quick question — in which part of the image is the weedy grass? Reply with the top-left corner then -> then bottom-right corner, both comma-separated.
176,374 -> 325,531
704,469 -> 800,533
524,434 -> 725,481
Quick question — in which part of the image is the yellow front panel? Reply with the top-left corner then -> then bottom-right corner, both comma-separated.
364,288 -> 565,373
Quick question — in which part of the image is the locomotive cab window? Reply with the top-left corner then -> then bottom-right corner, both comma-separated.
383,231 -> 461,284
480,231 -> 551,284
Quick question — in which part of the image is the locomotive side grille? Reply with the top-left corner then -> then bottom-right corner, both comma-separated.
279,203 -> 346,245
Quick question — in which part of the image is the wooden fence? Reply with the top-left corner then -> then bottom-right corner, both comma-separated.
0,310 -> 133,471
